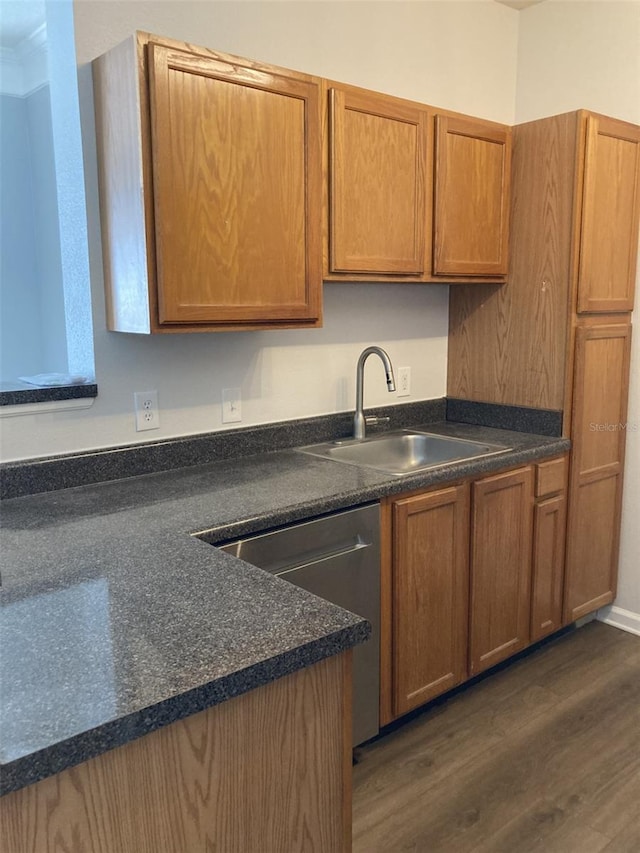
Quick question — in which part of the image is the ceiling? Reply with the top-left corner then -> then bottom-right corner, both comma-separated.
0,1 -> 45,49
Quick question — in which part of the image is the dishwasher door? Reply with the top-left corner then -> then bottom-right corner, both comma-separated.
219,504 -> 380,746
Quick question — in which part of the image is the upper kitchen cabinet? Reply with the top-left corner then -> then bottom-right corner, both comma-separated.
448,110 -> 640,415
324,83 -> 430,279
93,33 -> 322,333
323,85 -> 510,283
576,115 -> 640,313
433,114 -> 511,277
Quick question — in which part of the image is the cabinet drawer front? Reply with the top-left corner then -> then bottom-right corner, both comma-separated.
535,456 -> 567,498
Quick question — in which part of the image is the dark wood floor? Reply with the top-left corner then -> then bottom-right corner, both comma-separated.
353,621 -> 640,853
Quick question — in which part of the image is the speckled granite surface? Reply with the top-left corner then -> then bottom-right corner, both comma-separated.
0,399 -> 445,498
0,420 -> 569,795
446,398 -> 563,436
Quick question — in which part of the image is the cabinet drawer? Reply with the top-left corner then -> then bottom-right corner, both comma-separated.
535,457 -> 567,498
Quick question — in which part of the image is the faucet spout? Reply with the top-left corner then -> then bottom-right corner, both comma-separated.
354,346 -> 396,440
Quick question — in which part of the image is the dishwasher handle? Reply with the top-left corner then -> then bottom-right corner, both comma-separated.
273,539 -> 372,577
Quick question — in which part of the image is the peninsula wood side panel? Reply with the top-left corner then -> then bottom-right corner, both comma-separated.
0,654 -> 352,853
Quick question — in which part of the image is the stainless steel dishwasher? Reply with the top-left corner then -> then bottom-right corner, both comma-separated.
219,503 -> 380,747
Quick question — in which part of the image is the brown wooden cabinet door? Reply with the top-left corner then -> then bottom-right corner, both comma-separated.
147,43 -> 322,326
328,86 -> 429,275
391,485 -> 470,717
469,467 -> 533,675
564,320 -> 632,621
577,115 -> 640,313
434,115 -> 511,276
531,494 -> 567,642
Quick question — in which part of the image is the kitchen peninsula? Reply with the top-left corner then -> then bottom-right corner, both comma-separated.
0,415 -> 568,851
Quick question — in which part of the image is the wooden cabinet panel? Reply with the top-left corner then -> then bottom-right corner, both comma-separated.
564,320 -> 632,621
565,472 -> 622,622
469,467 -> 533,675
0,654 -> 351,853
570,322 -> 632,476
328,86 -> 429,275
577,115 -> 640,313
434,115 -> 511,276
94,34 -> 322,333
149,44 -> 320,325
531,494 -> 566,642
448,113 -> 577,410
391,485 -> 470,717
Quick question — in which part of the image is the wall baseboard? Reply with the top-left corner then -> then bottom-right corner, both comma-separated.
597,605 -> 640,637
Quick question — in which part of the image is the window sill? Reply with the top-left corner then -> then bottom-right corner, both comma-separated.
0,384 -> 97,416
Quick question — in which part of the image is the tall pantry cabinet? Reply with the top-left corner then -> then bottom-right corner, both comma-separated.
448,110 -> 640,623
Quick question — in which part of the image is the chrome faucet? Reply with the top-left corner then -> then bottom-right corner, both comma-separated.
353,346 -> 396,440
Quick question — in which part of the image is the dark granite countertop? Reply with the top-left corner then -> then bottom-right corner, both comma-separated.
0,420 -> 569,795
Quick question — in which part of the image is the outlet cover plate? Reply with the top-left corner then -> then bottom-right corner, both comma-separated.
134,390 -> 160,431
397,366 -> 411,397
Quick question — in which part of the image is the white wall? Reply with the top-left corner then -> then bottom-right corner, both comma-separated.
0,93 -> 44,381
0,0 -> 519,461
516,0 -> 640,622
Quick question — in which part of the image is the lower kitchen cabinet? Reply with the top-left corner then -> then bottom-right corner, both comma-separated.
390,484 -> 470,717
469,466 -> 534,675
383,460 -> 554,724
530,456 -> 568,642
382,456 -> 581,724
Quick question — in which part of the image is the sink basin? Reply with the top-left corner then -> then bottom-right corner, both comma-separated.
297,430 -> 511,476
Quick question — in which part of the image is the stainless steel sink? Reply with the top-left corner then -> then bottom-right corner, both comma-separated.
297,430 -> 511,476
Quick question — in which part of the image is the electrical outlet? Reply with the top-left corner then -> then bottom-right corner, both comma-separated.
397,366 -> 411,397
134,390 -> 160,431
222,388 -> 242,423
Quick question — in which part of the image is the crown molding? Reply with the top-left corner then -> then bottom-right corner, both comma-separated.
0,24 -> 47,97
